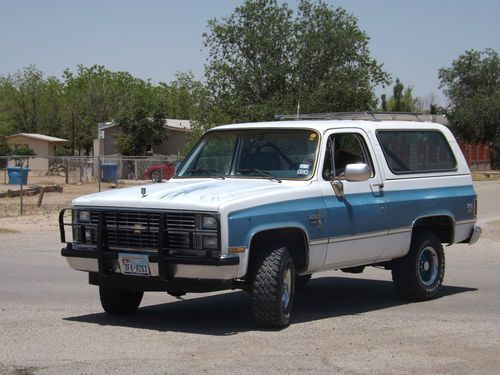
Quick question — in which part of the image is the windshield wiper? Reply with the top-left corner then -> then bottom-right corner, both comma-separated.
236,168 -> 281,183
185,168 -> 225,179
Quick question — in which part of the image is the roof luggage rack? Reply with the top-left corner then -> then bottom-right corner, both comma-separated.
275,112 -> 449,125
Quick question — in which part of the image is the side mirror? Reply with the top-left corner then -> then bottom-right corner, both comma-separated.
330,163 -> 370,198
344,163 -> 370,182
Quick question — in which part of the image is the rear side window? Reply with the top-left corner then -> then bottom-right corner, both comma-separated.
377,130 -> 457,174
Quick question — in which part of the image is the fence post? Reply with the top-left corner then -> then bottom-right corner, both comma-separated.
97,156 -> 102,192
19,157 -> 24,215
65,158 -> 69,184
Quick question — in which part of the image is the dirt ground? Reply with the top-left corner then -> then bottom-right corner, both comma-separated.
0,178 -> 143,217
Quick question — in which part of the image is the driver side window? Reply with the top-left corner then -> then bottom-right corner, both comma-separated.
322,133 -> 374,180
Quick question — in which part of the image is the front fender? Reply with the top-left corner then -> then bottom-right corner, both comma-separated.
227,197 -> 327,249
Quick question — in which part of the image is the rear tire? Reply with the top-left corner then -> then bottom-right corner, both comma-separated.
252,247 -> 295,328
151,170 -> 161,183
392,230 -> 445,301
99,286 -> 143,315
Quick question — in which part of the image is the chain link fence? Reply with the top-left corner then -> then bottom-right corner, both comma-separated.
0,155 -> 182,215
1,155 -> 181,185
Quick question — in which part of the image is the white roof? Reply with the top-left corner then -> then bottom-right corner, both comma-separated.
7,133 -> 68,142
98,119 -> 191,132
165,119 -> 191,131
211,119 -> 451,134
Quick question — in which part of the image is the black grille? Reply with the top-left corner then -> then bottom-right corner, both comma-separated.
84,210 -> 216,257
90,210 -> 162,250
166,212 -> 196,249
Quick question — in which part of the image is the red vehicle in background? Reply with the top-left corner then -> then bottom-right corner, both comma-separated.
143,163 -> 175,182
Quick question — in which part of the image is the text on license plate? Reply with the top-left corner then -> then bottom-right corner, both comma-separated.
118,254 -> 150,276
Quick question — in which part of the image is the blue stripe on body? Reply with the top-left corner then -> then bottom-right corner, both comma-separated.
227,197 -> 327,248
227,185 -> 476,248
384,185 -> 476,229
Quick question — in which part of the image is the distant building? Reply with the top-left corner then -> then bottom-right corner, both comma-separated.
93,119 -> 191,157
6,133 -> 68,170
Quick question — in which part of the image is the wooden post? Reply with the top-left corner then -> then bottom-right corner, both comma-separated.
19,157 -> 24,215
37,186 -> 45,207
65,158 -> 69,184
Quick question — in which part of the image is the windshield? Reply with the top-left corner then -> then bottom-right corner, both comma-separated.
176,129 -> 320,180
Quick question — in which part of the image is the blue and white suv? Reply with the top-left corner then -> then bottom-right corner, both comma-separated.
60,113 -> 481,328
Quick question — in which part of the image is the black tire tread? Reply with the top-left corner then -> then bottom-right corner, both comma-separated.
392,230 -> 445,301
99,286 -> 143,315
252,247 -> 294,328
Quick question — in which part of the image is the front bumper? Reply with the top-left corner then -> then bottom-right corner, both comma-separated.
62,247 -> 240,280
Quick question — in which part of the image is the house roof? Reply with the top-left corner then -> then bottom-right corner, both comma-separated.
7,133 -> 68,143
98,119 -> 191,135
165,119 -> 191,131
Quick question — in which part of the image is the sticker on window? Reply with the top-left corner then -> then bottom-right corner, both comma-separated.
297,164 -> 310,175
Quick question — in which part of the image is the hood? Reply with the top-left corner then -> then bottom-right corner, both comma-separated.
73,178 -> 305,211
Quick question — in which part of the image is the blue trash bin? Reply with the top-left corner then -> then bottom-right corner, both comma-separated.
7,166 -> 30,185
101,163 -> 118,182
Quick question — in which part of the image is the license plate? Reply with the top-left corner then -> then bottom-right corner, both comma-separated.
118,254 -> 150,276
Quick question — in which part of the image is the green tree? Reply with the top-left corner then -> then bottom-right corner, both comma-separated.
381,78 -> 420,112
0,65 -> 66,136
0,136 -> 11,156
439,48 -> 500,167
115,82 -> 168,156
62,65 -> 140,154
203,0 -> 390,124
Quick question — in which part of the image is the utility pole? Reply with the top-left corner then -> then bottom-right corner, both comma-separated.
71,111 -> 76,156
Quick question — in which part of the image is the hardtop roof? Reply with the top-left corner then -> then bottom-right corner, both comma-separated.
210,119 -> 450,134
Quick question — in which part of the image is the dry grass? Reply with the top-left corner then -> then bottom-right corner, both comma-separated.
472,172 -> 500,181
0,228 -> 19,234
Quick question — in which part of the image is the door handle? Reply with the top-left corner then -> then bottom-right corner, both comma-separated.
371,183 -> 384,188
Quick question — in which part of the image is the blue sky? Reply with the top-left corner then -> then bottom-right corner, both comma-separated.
1,0 -> 499,106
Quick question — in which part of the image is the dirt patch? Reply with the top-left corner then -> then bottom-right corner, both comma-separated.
0,181 -> 143,218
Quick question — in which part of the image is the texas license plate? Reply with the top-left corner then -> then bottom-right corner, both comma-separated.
118,254 -> 150,276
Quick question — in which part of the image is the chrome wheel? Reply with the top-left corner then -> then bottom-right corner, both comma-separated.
151,170 -> 161,183
281,267 -> 292,310
418,245 -> 439,286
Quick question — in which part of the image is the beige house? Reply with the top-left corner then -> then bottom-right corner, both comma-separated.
93,119 -> 192,157
6,133 -> 68,170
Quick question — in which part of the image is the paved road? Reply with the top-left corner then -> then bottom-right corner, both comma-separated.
0,182 -> 499,374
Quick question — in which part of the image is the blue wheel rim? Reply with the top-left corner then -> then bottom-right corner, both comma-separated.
418,246 -> 439,286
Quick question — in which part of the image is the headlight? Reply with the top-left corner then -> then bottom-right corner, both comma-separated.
202,236 -> 218,249
77,210 -> 91,223
202,215 -> 217,230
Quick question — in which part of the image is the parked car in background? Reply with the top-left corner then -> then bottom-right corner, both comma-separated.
143,163 -> 175,182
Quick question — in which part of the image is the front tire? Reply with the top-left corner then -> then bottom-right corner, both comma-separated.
99,286 -> 144,315
252,247 -> 295,328
392,230 -> 445,301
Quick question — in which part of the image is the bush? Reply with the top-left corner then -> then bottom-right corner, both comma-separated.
54,147 -> 70,156
10,146 -> 36,156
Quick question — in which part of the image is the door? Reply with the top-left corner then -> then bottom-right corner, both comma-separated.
321,130 -> 388,268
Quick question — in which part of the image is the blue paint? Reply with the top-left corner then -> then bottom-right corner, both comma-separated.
228,185 -> 476,247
